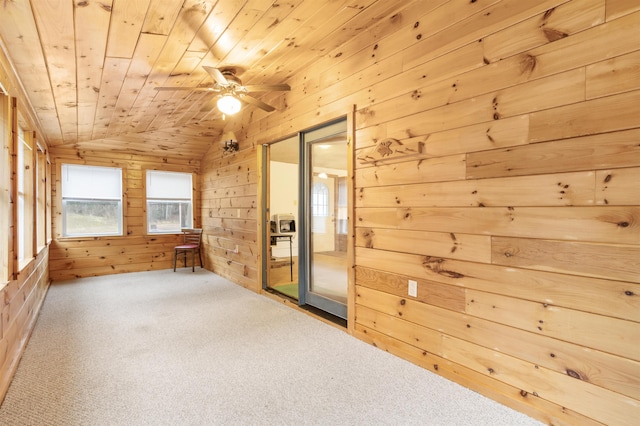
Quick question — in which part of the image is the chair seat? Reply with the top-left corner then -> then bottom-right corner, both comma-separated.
175,244 -> 198,249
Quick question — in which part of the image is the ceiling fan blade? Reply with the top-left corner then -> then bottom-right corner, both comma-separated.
243,83 -> 291,92
154,87 -> 218,92
239,94 -> 275,112
203,66 -> 229,86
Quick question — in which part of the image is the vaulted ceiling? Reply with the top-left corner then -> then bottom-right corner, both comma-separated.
0,0 -> 403,160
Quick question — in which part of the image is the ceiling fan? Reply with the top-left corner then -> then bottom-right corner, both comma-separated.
154,66 -> 290,115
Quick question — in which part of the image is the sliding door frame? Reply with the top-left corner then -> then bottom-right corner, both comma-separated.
260,108 -> 355,330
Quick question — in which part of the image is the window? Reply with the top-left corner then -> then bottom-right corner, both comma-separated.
146,170 -> 193,234
312,182 -> 329,217
36,145 -> 47,249
18,126 -> 34,264
0,93 -> 8,281
62,164 -> 123,237
311,181 -> 329,233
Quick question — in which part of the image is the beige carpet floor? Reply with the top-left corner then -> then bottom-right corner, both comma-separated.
0,269 -> 542,425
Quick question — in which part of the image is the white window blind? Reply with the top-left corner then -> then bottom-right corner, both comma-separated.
61,164 -> 123,237
62,164 -> 121,199
146,170 -> 193,234
146,170 -> 192,199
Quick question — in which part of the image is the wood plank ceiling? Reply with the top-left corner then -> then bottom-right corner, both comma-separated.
0,0 -> 401,160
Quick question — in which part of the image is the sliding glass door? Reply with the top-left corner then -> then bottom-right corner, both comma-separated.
262,118 -> 348,320
300,119 -> 348,319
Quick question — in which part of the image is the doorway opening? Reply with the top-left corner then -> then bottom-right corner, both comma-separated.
262,118 -> 349,321
265,135 -> 299,299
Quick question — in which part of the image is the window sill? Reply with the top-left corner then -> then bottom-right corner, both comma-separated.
57,234 -> 126,241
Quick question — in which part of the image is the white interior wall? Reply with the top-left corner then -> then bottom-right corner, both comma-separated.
270,161 -> 298,258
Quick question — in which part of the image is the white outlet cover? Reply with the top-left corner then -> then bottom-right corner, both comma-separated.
408,280 -> 418,297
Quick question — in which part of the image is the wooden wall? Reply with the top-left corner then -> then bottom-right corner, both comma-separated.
0,43 -> 51,403
0,250 -> 49,402
200,147 -> 260,291
209,1 -> 640,424
48,150 -> 201,280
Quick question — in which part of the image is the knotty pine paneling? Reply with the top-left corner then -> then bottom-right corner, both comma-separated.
467,128 -> 640,178
355,228 -> 491,263
596,167 -> 640,206
208,1 -> 638,424
0,45 -> 51,406
200,145 -> 260,292
49,151 -> 200,280
586,49 -> 640,99
357,288 -> 637,424
356,171 -> 595,207
0,248 -> 49,407
355,266 -> 466,312
491,236 -> 640,283
356,290 -> 640,403
353,325 -> 602,426
355,155 -> 467,187
529,90 -> 640,143
606,0 -> 640,20
482,0 -> 605,63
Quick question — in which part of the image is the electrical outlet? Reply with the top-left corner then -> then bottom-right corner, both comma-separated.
408,280 -> 418,297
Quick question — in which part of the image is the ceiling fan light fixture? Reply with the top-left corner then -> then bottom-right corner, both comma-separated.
217,94 -> 241,115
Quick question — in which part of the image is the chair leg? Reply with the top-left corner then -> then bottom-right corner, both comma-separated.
173,249 -> 177,272
198,249 -> 203,269
191,250 -> 195,272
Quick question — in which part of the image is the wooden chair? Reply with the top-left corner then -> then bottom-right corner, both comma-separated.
173,228 -> 203,272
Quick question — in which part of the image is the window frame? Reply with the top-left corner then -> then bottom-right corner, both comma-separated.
17,125 -> 35,269
0,92 -> 9,284
144,169 -> 195,235
60,163 -> 124,238
36,143 -> 47,250
311,181 -> 329,217
311,181 -> 329,233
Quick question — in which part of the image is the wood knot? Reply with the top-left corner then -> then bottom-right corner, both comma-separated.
543,28 -> 568,42
400,299 -> 406,305
543,7 -> 556,21
625,290 -> 635,296
520,54 -> 537,74
520,390 -> 528,398
566,368 -> 585,380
